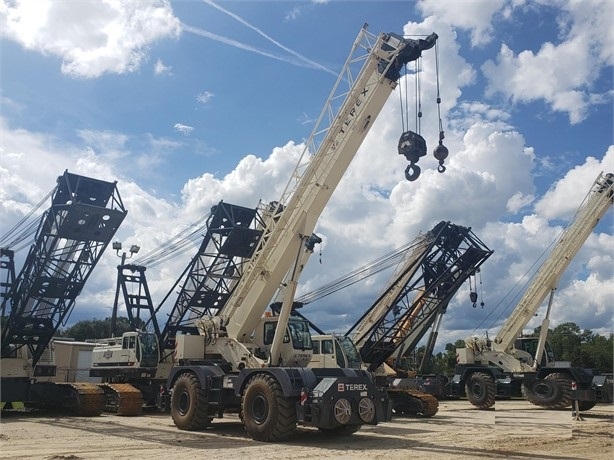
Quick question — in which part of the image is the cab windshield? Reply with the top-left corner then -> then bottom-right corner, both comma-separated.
287,319 -> 312,351
139,333 -> 159,367
337,336 -> 362,369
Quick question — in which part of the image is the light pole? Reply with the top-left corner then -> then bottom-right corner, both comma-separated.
110,241 -> 140,337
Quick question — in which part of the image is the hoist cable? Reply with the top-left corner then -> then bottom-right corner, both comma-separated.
0,187 -> 55,249
296,239 -> 426,305
435,41 -> 443,133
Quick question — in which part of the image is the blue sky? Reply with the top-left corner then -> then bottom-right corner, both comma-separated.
1,0 -> 613,351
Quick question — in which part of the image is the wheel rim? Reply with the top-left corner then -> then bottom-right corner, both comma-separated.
178,390 -> 190,416
358,398 -> 375,423
333,398 -> 352,424
250,393 -> 269,425
533,381 -> 555,399
470,382 -> 484,398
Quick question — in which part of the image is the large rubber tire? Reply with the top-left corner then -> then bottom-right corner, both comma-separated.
171,373 -> 212,431
241,373 -> 297,442
465,372 -> 496,409
577,401 -> 596,411
525,372 -> 572,409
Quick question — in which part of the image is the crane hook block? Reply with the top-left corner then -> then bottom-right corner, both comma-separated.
405,163 -> 421,182
399,131 -> 426,181
433,140 -> 449,174
470,291 -> 478,307
398,131 -> 427,163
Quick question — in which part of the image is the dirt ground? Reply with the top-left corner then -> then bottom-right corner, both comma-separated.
0,400 -> 612,460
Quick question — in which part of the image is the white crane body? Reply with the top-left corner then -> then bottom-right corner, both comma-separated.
221,31 -> 406,344
454,171 -> 614,410
159,27 -> 441,441
492,172 -> 614,354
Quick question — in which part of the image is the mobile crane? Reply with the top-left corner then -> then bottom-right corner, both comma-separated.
90,201 -> 265,415
308,220 -> 492,417
165,26 -> 442,442
0,171 -> 127,414
91,26 -> 440,441
453,171 -> 614,410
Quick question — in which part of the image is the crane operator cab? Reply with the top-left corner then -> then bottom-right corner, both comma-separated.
310,334 -> 363,369
513,337 -> 556,368
252,315 -> 313,367
91,331 -> 160,370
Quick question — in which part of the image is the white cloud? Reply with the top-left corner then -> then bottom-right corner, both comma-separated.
154,58 -> 171,75
534,146 -> 614,220
180,141 -> 303,217
173,123 -> 194,135
481,0 -> 614,124
0,0 -> 181,78
506,191 -> 534,213
196,91 -> 214,104
417,0 -> 507,46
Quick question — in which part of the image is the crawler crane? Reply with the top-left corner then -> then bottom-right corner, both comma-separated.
308,221 -> 492,417
90,201 -> 265,414
454,171 -> 614,410
0,171 -> 127,414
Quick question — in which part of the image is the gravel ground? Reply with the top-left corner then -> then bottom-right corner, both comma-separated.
0,399 -> 612,460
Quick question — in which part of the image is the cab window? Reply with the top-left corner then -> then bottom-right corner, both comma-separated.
321,339 -> 334,354
263,322 -> 290,345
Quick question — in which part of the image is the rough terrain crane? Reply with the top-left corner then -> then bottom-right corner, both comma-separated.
307,221 -> 492,417
91,29 -> 436,440
453,171 -> 613,410
168,26 -> 441,442
0,170 -> 127,414
91,26 -> 440,441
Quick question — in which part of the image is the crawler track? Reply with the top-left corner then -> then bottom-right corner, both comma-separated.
98,383 -> 144,416
55,383 -> 106,416
389,388 -> 439,417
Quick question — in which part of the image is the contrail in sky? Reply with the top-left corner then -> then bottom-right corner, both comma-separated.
181,23 -> 314,67
190,0 -> 337,76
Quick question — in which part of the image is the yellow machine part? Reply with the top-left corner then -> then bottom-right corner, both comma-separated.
388,387 -> 439,418
97,383 -> 144,416
55,382 -> 106,416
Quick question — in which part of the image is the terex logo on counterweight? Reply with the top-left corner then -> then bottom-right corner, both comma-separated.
337,383 -> 368,392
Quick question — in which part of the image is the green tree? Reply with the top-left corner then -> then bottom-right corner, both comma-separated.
57,316 -> 135,341
430,339 -> 465,375
580,333 -> 613,372
532,322 -> 612,371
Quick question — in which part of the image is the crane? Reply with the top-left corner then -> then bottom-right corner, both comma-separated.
89,201 -> 265,414
307,221 -> 492,417
454,171 -> 614,410
158,26 -> 441,442
0,170 -> 127,414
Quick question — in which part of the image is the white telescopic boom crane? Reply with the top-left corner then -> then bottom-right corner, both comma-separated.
492,171 -> 613,354
219,28 -> 438,345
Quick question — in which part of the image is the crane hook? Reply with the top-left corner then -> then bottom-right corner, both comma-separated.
470,291 -> 478,308
405,163 -> 421,182
433,131 -> 448,174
